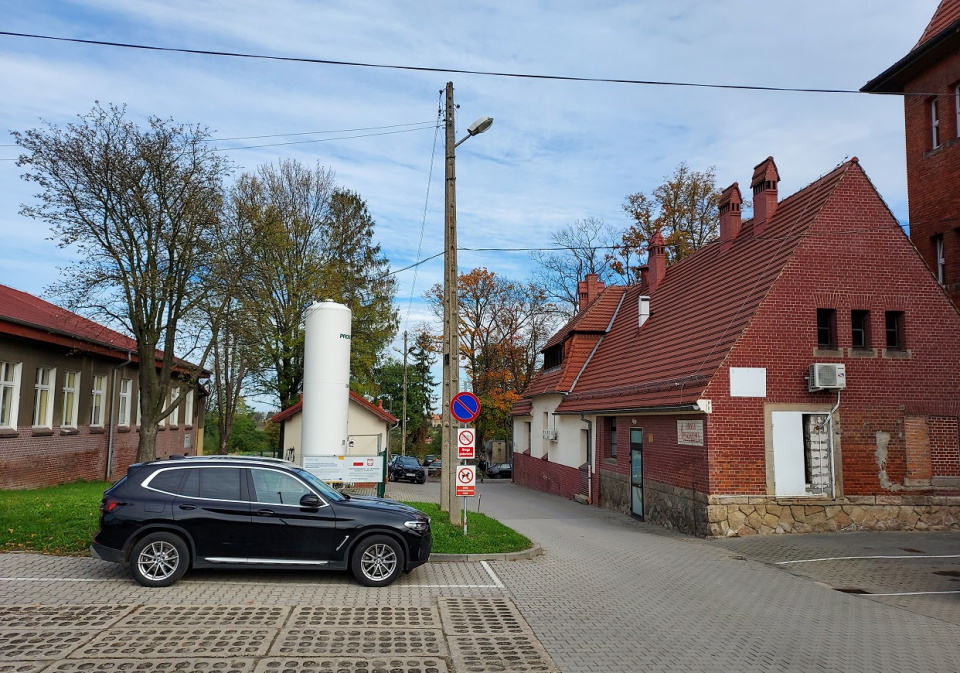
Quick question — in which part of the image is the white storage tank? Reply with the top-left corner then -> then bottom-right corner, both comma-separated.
301,300 -> 352,466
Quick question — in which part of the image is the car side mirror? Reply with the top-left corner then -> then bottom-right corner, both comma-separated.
300,493 -> 321,509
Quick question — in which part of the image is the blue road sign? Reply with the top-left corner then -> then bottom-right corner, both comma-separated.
451,391 -> 481,423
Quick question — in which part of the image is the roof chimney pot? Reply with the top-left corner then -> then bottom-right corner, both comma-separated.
750,156 -> 780,236
647,231 -> 667,293
577,273 -> 606,312
718,182 -> 743,252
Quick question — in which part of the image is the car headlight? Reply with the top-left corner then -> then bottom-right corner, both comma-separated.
404,520 -> 429,532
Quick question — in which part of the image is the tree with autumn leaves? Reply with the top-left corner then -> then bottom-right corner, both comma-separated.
428,268 -> 557,445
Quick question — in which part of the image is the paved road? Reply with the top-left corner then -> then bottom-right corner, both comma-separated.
2,478 -> 960,672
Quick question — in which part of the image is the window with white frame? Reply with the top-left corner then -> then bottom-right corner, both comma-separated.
61,371 -> 80,428
0,361 -> 23,429
118,378 -> 132,427
184,389 -> 194,426
932,98 -> 941,149
90,375 -> 106,427
33,366 -> 56,428
135,389 -> 140,427
934,234 -> 946,284
169,387 -> 180,426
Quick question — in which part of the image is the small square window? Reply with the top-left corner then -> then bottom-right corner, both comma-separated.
817,309 -> 837,349
885,311 -> 906,350
851,310 -> 870,350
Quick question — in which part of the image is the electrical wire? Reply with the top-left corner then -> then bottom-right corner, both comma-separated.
213,125 -> 436,150
0,30 -> 922,96
209,121 -> 436,142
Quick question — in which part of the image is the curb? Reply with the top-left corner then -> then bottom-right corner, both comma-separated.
429,543 -> 543,563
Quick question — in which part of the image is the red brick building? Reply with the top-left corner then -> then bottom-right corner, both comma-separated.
0,284 -> 205,489
863,0 -> 960,306
512,157 -> 960,536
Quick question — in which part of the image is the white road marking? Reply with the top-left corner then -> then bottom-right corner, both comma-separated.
0,577 -> 126,582
775,554 -> 960,565
871,590 -> 960,597
480,560 -> 505,588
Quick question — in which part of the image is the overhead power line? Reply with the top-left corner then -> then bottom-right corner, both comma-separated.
0,30 -> 896,95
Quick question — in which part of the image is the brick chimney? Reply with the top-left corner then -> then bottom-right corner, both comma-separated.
647,231 -> 666,293
750,156 -> 780,236
577,273 -> 605,311
718,182 -> 743,252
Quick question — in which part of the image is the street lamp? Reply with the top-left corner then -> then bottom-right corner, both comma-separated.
441,80 -> 492,523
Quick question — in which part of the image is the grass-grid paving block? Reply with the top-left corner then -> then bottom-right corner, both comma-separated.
437,599 -> 527,636
41,660 -> 256,673
0,662 -> 50,673
0,606 -> 132,630
0,630 -> 98,660
255,658 -> 449,673
288,607 -> 440,629
268,629 -> 447,658
124,606 -> 289,628
68,628 -> 275,658
448,634 -> 559,673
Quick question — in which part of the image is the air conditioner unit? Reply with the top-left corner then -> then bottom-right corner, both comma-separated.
542,429 -> 558,441
808,363 -> 846,392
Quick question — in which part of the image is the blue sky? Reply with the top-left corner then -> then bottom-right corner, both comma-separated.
0,1 -> 939,405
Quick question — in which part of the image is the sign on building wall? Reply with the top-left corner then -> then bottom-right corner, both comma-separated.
729,367 -> 767,397
304,455 -> 384,483
677,420 -> 704,446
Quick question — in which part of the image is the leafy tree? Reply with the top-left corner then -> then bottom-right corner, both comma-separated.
233,161 -> 396,410
531,217 -> 620,318
15,103 -> 232,462
372,327 -> 436,452
617,162 -> 721,272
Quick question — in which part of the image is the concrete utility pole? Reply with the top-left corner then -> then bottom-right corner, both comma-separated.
441,81 -> 493,524
441,81 -> 458,519
401,330 -> 408,457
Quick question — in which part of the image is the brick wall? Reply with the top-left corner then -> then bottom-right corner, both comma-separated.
903,50 -> 960,307
514,450 -> 584,500
700,165 -> 960,498
931,416 -> 960,478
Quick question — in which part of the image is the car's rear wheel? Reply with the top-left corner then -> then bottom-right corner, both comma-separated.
129,532 -> 189,587
417,475 -> 426,484
351,535 -> 404,587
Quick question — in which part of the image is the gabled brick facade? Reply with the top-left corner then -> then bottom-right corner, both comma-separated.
513,157 -> 960,537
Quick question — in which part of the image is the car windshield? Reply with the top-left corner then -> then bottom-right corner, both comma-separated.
294,468 -> 347,502
397,457 -> 420,467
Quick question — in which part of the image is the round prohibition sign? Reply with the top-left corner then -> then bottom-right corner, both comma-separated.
451,391 -> 481,423
458,467 -> 474,484
458,429 -> 475,445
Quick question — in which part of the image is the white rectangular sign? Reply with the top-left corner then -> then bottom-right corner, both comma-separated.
303,455 -> 344,482
344,455 -> 383,482
677,420 -> 704,446
457,427 -> 476,460
456,465 -> 476,496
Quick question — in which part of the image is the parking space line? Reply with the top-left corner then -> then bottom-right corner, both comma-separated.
0,578 -> 127,582
870,590 -> 960,597
775,554 -> 960,565
480,560 -> 505,588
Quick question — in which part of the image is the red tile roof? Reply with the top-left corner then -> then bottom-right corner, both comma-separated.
271,391 -> 398,425
916,0 -> 960,49
512,286 -> 626,415
553,159 -> 858,415
862,0 -> 960,93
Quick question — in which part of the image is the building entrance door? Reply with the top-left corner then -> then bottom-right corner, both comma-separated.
630,428 -> 643,520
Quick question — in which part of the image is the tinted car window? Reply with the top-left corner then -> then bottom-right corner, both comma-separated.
147,468 -> 185,494
180,468 -> 201,497
199,467 -> 242,500
251,468 -> 312,505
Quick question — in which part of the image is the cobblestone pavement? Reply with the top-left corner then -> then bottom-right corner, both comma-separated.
2,479 -> 960,672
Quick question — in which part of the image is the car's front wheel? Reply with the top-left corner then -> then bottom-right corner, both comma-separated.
351,535 -> 404,587
129,532 -> 189,587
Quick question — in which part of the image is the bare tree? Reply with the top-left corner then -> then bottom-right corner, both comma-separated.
531,217 -> 620,318
15,103 -> 232,462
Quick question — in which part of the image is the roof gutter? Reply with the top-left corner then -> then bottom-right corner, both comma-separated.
555,403 -> 702,416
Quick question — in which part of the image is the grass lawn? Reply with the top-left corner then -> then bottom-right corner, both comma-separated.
0,481 -> 531,557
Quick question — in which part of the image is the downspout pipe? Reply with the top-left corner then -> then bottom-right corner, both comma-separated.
106,351 -> 133,481
825,389 -> 841,497
581,414 -> 593,504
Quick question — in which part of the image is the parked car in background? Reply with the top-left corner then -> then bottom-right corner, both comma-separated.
389,455 -> 427,484
91,457 -> 432,588
423,454 -> 436,466
487,462 -> 513,479
427,459 -> 442,476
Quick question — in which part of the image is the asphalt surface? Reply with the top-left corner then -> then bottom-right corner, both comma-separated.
2,477 -> 959,672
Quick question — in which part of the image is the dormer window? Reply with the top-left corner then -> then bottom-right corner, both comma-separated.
543,344 -> 563,370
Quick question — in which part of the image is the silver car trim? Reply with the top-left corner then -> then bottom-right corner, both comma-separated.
204,557 -> 330,566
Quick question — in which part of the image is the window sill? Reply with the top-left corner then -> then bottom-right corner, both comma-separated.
59,427 -> 80,436
89,426 -> 105,434
813,347 -> 842,358
604,457 -> 618,465
117,426 -> 131,433
923,136 -> 960,159
31,427 -> 54,437
0,428 -> 20,438
847,348 -> 877,358
882,348 -> 912,360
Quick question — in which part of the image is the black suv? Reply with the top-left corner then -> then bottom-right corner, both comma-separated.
91,457 -> 431,588
389,455 -> 426,484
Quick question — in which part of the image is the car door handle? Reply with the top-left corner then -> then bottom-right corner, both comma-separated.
178,504 -> 196,510
256,509 -> 275,517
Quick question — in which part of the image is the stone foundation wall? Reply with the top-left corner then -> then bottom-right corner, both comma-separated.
598,469 -> 630,516
644,478 -> 960,538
